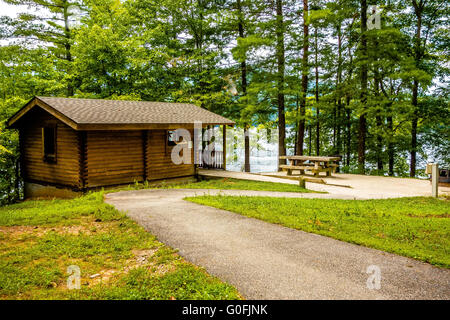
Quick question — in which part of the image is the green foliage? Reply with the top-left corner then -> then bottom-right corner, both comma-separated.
0,0 -> 448,202
187,195 -> 450,268
0,100 -> 22,205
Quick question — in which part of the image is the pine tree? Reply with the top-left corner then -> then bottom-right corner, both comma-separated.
296,0 -> 309,155
1,0 -> 84,96
358,0 -> 368,174
276,0 -> 286,167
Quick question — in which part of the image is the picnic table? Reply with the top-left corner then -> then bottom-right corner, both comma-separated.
279,155 -> 341,177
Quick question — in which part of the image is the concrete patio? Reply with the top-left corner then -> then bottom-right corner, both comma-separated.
199,169 -> 450,199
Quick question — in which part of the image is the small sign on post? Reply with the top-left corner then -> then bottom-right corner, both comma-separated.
427,163 -> 439,198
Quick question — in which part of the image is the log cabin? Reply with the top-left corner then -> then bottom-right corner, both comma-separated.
7,96 -> 234,198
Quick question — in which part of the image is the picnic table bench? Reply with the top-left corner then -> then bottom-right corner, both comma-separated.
279,155 -> 341,177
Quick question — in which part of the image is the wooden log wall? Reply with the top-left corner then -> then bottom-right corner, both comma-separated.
18,106 -> 196,189
146,129 -> 195,180
85,129 -> 195,187
20,109 -> 80,187
85,130 -> 144,187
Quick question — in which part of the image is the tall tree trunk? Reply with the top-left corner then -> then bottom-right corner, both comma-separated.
374,77 -> 383,172
376,115 -> 383,171
346,97 -> 351,167
314,25 -> 320,156
237,0 -> 250,172
244,124 -> 250,172
336,106 -> 342,149
410,0 -> 423,177
296,0 -> 309,155
336,23 -> 343,167
333,101 -> 337,149
358,114 -> 367,174
294,94 -> 299,155
345,27 -> 354,168
358,0 -> 368,174
276,0 -> 286,168
373,30 -> 383,173
410,85 -> 418,177
387,114 -> 394,176
63,1 -> 73,96
308,125 -> 312,155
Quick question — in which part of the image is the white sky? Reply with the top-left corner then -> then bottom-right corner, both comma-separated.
1,2 -> 28,18
0,2 -> 71,45
1,2 -> 25,45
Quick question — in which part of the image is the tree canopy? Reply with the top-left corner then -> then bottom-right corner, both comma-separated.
0,0 -> 449,204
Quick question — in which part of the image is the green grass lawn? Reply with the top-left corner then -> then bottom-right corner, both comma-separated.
186,196 -> 450,268
0,192 -> 240,300
168,177 -> 315,193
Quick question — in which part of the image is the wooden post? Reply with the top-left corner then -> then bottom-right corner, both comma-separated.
431,163 -> 438,198
298,176 -> 306,188
78,131 -> 87,190
223,125 -> 227,170
313,161 -> 319,177
299,159 -> 305,175
142,130 -> 148,182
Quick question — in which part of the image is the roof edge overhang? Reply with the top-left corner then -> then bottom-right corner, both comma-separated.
76,122 -> 235,130
6,96 -> 235,131
6,97 -> 79,130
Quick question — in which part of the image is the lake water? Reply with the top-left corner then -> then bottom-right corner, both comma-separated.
209,126 -> 280,173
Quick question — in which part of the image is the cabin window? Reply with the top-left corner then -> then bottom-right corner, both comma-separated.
42,127 -> 56,163
166,130 -> 190,157
167,130 -> 177,146
167,130 -> 188,146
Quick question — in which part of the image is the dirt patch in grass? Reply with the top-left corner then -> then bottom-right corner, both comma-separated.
0,217 -> 120,239
407,213 -> 450,218
87,269 -> 119,288
0,225 -> 40,237
87,248 -> 174,288
0,192 -> 240,300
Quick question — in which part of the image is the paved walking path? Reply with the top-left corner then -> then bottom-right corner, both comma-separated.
105,188 -> 450,300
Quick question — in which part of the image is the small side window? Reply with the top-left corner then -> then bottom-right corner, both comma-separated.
167,130 -> 188,147
167,130 -> 177,146
42,127 -> 56,163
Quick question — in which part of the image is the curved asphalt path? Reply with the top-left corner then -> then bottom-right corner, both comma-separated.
105,189 -> 450,300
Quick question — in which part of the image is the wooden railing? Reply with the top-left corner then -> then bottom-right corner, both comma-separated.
197,150 -> 224,169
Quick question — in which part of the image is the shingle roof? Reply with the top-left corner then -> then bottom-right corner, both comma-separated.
7,96 -> 235,129
41,96 -> 235,125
